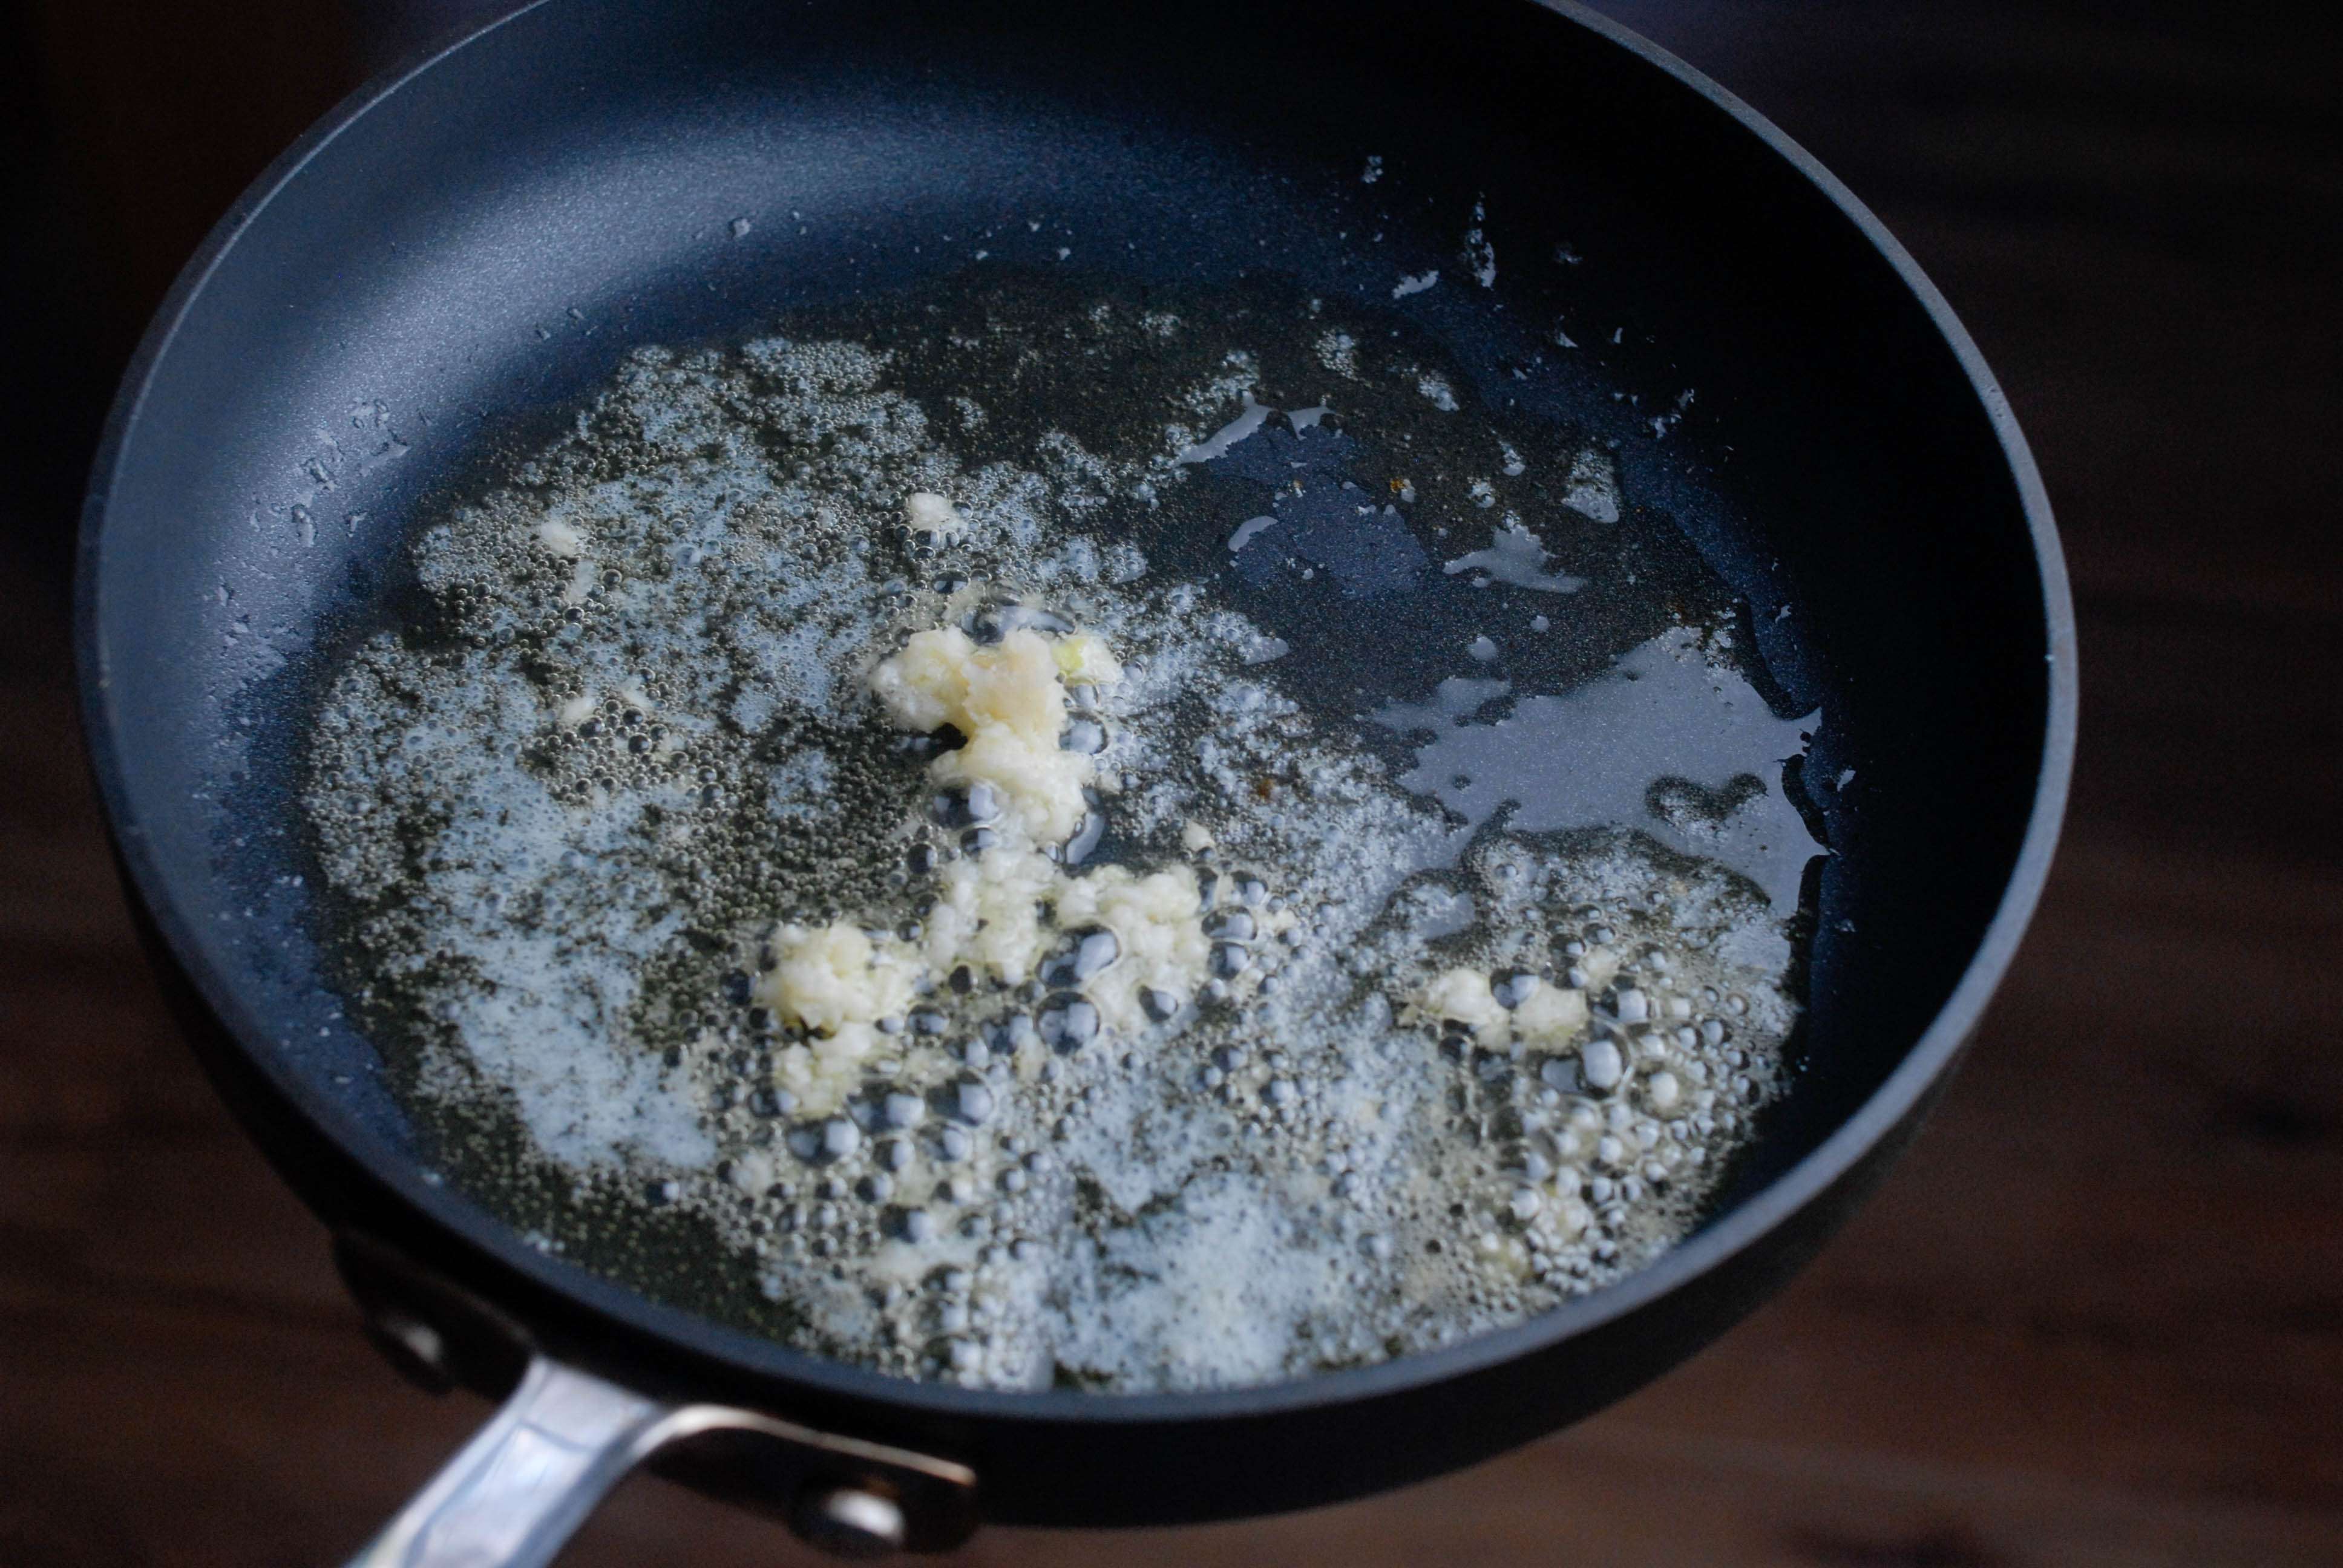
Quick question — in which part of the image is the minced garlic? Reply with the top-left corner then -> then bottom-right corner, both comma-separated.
1414,967 -> 1513,1044
756,591 -> 1224,1114
869,626 -> 1092,841
1409,965 -> 1590,1051
1511,979 -> 1590,1045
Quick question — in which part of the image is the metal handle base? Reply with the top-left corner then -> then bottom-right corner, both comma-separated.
349,1359 -> 671,1568
345,1352 -> 979,1566
333,1235 -> 978,1563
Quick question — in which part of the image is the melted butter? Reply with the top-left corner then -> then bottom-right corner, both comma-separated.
298,269 -> 1818,1393
1372,625 -> 1823,909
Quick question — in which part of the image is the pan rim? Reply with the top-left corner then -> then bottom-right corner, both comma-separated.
73,0 -> 2077,1429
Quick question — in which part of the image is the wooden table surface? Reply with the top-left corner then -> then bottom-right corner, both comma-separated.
2,2 -> 2336,1563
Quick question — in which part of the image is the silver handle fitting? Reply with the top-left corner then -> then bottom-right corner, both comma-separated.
335,1238 -> 978,1566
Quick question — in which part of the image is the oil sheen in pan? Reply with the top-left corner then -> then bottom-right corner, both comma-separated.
297,268 -> 1826,1393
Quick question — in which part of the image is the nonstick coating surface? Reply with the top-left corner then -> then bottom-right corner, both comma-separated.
77,0 -> 2073,1526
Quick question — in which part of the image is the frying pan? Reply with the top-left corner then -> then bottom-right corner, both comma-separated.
74,0 -> 2076,1560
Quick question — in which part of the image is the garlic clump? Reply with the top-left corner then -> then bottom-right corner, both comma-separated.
755,592 -> 1212,1114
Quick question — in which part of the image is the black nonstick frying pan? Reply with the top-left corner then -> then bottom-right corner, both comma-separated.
75,0 -> 2075,1560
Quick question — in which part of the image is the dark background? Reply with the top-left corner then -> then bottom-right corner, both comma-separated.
2,2 -> 2337,1563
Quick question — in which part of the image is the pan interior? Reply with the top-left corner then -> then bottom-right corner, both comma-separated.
84,0 -> 2053,1397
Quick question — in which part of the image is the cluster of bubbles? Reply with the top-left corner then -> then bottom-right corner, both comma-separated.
673,841 -> 1303,1387
1394,861 -> 1786,1293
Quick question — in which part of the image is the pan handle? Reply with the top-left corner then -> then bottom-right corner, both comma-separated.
344,1350 -> 979,1564
346,1356 -> 680,1568
333,1233 -> 978,1561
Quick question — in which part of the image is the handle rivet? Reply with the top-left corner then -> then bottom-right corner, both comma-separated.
363,1305 -> 455,1393
790,1484 -> 907,1559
